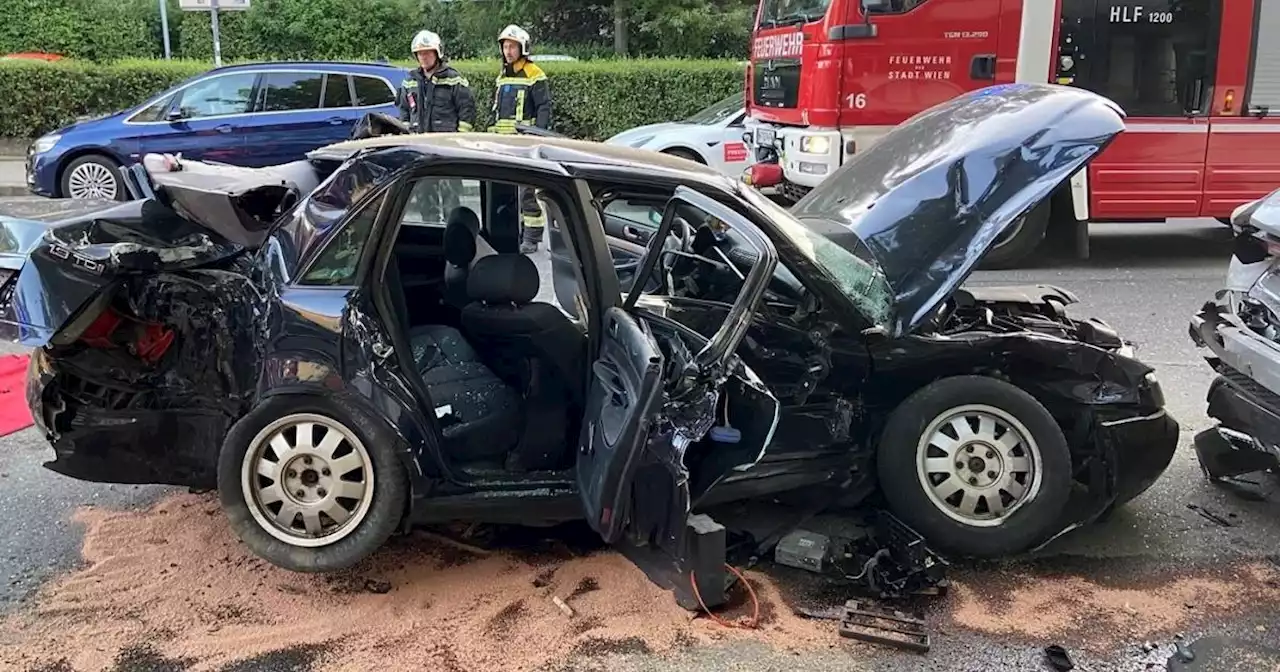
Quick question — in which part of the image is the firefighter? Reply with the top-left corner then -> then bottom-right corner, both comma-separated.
489,24 -> 553,253
397,30 -> 476,224
397,30 -> 476,134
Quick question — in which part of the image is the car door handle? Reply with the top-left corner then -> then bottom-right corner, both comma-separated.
215,124 -> 234,134
593,361 -> 627,402
328,116 -> 345,126
970,54 -> 997,81
621,225 -> 647,242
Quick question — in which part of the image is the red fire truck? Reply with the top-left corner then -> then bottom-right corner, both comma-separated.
744,0 -> 1280,268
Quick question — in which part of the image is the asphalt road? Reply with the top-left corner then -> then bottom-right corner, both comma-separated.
0,195 -> 1276,671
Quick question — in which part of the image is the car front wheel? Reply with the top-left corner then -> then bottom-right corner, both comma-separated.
217,395 -> 408,572
876,375 -> 1072,558
60,154 -> 123,200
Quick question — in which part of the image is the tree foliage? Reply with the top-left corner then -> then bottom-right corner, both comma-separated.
0,0 -> 759,62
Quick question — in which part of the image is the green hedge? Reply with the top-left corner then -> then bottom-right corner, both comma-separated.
0,58 -> 744,141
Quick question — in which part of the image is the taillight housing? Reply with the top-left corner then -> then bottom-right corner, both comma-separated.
77,307 -> 175,365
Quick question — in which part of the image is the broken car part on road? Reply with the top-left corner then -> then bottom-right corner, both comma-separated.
0,84 -> 1177,610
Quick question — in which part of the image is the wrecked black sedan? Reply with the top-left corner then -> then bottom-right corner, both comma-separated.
0,84 -> 1175,583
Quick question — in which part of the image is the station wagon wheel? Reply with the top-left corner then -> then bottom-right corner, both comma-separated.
876,375 -> 1072,558
915,404 -> 1042,526
218,395 -> 408,572
61,155 -> 121,200
241,413 -> 375,547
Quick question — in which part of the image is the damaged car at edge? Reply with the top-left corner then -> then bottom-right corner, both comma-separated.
0,84 -> 1176,594
1190,187 -> 1280,479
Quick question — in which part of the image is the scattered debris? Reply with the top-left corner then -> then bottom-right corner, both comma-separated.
362,578 -> 391,594
838,600 -> 929,653
551,596 -> 576,618
1167,635 -> 1280,671
775,530 -> 833,573
1044,644 -> 1075,671
416,530 -> 494,557
1186,503 -> 1235,527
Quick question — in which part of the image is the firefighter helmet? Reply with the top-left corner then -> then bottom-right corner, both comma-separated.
497,24 -> 531,58
411,30 -> 443,56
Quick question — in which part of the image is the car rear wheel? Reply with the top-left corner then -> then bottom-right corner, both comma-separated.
60,154 -> 122,200
978,201 -> 1050,270
876,375 -> 1072,558
217,395 -> 408,572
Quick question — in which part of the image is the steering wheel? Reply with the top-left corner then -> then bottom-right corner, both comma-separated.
657,215 -> 696,283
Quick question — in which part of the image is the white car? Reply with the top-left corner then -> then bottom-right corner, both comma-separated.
605,92 -> 754,178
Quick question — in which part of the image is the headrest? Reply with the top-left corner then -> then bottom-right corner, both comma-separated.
443,207 -> 481,266
468,254 -> 539,305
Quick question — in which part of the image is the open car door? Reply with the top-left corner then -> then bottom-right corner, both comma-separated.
575,185 -> 780,598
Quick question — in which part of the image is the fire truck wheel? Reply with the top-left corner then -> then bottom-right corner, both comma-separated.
978,202 -> 1050,270
661,148 -> 705,165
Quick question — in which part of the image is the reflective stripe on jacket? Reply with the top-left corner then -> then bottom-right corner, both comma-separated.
489,59 -> 551,133
396,64 -> 477,133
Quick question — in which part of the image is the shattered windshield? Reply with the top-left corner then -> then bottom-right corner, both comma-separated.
737,185 -> 893,326
685,93 -> 744,125
757,0 -> 833,28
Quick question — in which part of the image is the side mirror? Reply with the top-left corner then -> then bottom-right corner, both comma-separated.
166,109 -> 185,122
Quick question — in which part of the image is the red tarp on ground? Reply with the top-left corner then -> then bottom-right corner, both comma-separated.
0,354 -> 33,437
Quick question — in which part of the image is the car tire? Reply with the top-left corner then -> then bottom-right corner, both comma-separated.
876,375 -> 1072,558
977,202 -> 1050,270
662,148 -> 705,164
59,154 -> 123,201
217,394 -> 409,572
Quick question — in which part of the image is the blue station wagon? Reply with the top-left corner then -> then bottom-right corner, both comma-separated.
24,61 -> 406,200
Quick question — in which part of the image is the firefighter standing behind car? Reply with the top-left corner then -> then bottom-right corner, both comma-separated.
489,24 -> 552,253
398,30 -> 476,223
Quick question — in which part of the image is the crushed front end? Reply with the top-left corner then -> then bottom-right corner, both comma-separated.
1189,297 -> 1280,479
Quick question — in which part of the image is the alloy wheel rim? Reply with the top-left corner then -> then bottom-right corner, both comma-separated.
915,404 -> 1042,527
66,163 -> 118,200
240,413 -> 375,547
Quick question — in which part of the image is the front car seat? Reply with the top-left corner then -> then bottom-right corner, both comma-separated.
461,254 -> 586,471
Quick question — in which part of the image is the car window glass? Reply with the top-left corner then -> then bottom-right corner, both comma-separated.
175,73 -> 256,119
399,178 -> 484,228
353,76 -> 394,106
260,72 -> 324,112
300,191 -> 386,286
322,73 -> 352,108
865,0 -> 930,14
132,95 -> 173,123
603,199 -> 662,230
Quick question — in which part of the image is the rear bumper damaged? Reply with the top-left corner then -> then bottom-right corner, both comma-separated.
29,349 -> 226,488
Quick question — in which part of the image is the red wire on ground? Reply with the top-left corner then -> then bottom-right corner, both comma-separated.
689,564 -> 760,629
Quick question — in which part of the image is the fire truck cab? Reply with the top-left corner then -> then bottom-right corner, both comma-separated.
744,0 -> 1280,268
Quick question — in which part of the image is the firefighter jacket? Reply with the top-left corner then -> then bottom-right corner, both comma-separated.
489,59 -> 551,133
396,64 -> 477,133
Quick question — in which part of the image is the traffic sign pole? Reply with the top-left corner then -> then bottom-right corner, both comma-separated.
210,0 -> 222,67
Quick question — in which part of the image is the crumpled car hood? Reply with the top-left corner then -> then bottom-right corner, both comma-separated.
790,83 -> 1126,336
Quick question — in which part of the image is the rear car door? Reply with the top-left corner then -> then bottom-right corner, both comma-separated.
138,71 -> 258,163
576,185 -> 779,549
240,70 -> 332,168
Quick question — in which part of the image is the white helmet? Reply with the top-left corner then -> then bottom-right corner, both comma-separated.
411,30 -> 443,56
497,24 -> 531,57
